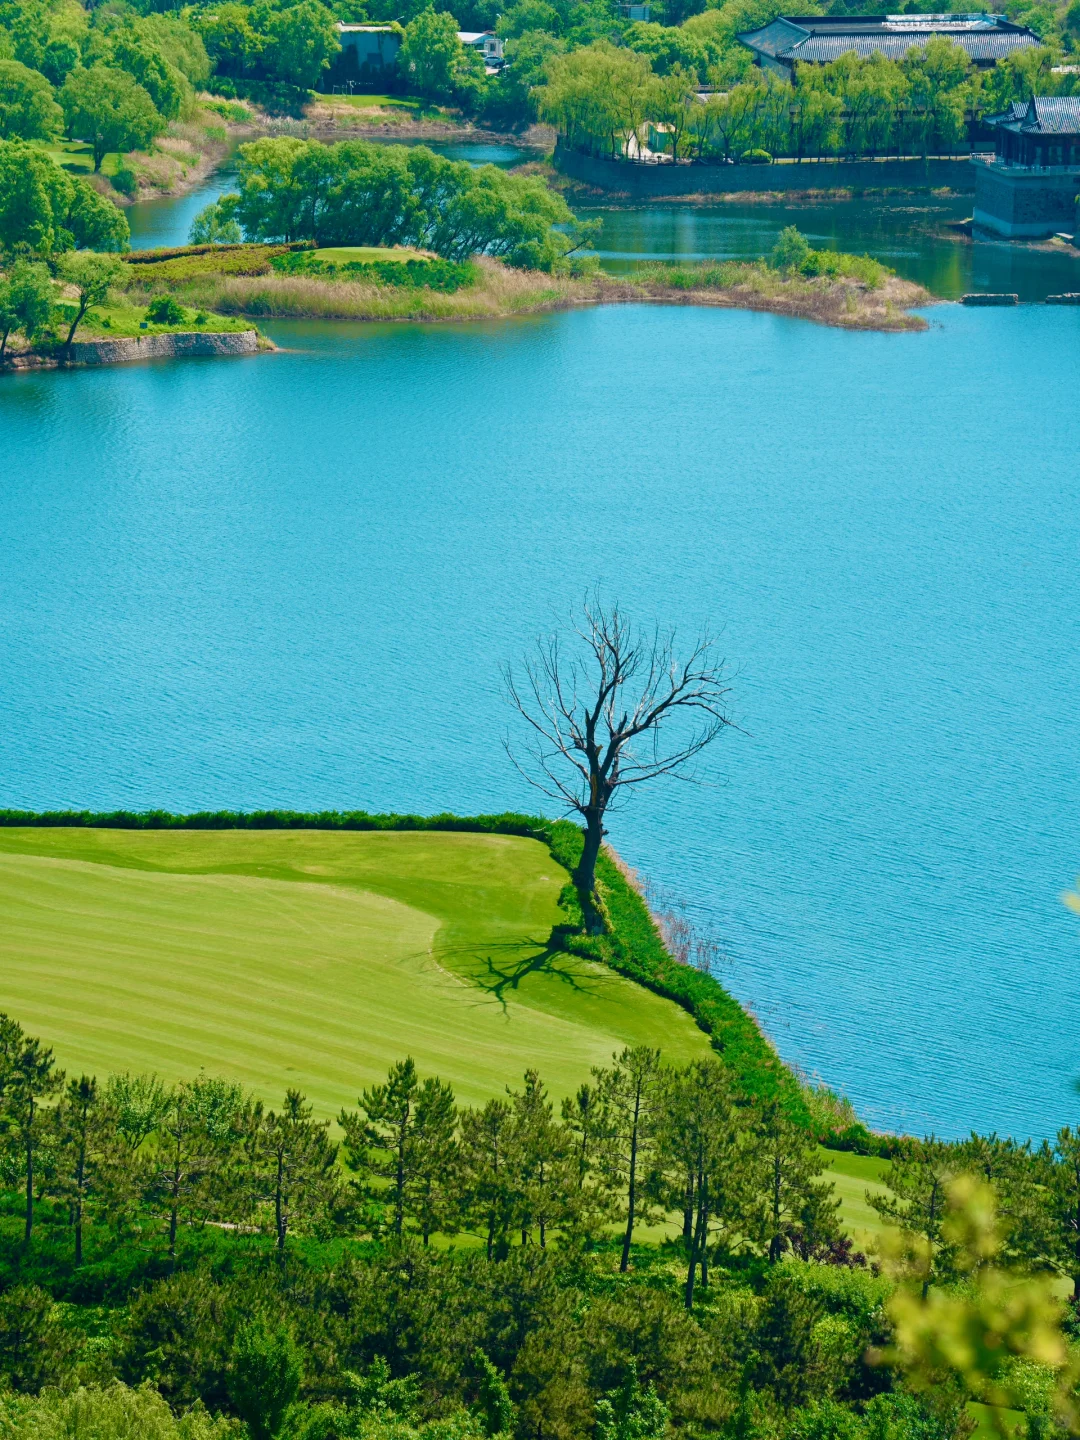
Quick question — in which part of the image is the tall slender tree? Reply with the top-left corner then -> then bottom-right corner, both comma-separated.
594,1047 -> 662,1272
341,1058 -> 419,1241
151,1074 -> 245,1263
0,1015 -> 63,1243
256,1089 -> 341,1253
460,1097 -> 516,1260
654,1059 -> 750,1309
408,1076 -> 459,1245
49,1075 -> 120,1265
751,1100 -> 838,1264
868,1136 -> 956,1298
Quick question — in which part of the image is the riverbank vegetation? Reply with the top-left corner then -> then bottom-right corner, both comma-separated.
116,216 -> 927,331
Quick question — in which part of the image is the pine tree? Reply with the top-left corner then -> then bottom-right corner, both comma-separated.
341,1058 -> 420,1240
460,1097 -> 516,1260
254,1089 -> 341,1252
654,1059 -> 751,1309
408,1076 -> 459,1245
48,1075 -> 122,1265
867,1135 -> 956,1298
150,1074 -> 245,1263
508,1069 -> 570,1249
594,1047 -> 662,1272
752,1100 -> 838,1263
0,1014 -> 64,1243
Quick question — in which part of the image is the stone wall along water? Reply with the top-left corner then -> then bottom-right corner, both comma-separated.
554,145 -> 975,196
69,330 -> 260,366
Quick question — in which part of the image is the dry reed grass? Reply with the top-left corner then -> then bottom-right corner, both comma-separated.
177,257 -> 593,322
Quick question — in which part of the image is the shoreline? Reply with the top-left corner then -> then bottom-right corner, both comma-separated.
184,264 -> 933,334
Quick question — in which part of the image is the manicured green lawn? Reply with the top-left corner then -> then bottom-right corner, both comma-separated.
326,93 -> 415,110
36,138 -> 122,178
65,300 -> 250,339
312,246 -> 423,263
819,1146 -> 893,1246
0,828 -> 712,1119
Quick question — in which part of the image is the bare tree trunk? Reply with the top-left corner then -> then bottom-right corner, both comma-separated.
575,808 -> 604,915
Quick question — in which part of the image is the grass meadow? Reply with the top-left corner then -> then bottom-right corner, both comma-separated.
0,827 -> 713,1120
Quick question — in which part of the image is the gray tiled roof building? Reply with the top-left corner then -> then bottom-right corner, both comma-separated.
737,14 -> 1042,79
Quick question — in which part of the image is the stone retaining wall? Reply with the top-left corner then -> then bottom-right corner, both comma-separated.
69,330 -> 260,366
972,159 -> 1080,237
554,145 -> 975,196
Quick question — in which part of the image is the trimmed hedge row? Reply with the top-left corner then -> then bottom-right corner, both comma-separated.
0,807 -> 805,1119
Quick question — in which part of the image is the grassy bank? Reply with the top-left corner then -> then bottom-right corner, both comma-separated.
0,820 -> 714,1117
0,808 -> 801,1117
122,243 -> 931,332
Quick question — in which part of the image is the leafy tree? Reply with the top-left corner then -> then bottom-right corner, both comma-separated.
472,1348 -> 516,1437
901,38 -> 971,158
66,176 -> 130,251
0,60 -> 62,140
253,1088 -> 341,1251
399,10 -> 483,104
0,257 -> 52,358
537,42 -> 655,159
56,250 -> 125,351
110,31 -> 191,121
0,138 -> 73,252
881,1176 -> 1079,1438
60,65 -> 165,171
262,0 -> 339,89
483,29 -> 564,126
105,1071 -> 171,1153
594,1047 -> 662,1272
227,1317 -> 302,1440
39,38 -> 81,89
189,198 -> 242,245
0,1013 -> 64,1242
196,4 -> 265,79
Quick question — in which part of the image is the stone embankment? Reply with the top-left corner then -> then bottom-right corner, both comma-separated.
69,330 -> 261,364
554,144 -> 975,198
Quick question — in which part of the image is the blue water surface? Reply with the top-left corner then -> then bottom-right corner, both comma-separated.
3,293 -> 1079,1142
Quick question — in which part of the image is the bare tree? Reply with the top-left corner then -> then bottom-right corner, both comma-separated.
504,595 -> 733,919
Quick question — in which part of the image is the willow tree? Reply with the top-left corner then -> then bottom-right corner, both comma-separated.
504,594 -> 733,918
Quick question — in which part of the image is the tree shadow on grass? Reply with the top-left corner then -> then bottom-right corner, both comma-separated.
440,936 -> 613,1015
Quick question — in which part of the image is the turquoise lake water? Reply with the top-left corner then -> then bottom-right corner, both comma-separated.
2,164 -> 1079,1141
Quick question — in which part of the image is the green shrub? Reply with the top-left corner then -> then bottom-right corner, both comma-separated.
0,1382 -> 239,1439
112,166 -> 138,198
269,251 -> 476,293
740,148 -> 773,164
146,295 -> 185,325
770,226 -> 812,272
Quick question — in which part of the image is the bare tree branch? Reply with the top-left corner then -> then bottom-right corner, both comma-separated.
504,591 -> 735,919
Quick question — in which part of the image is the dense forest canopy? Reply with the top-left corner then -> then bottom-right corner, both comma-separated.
3,1010 -> 1080,1440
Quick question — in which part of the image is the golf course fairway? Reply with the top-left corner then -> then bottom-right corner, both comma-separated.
0,826 -> 713,1117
